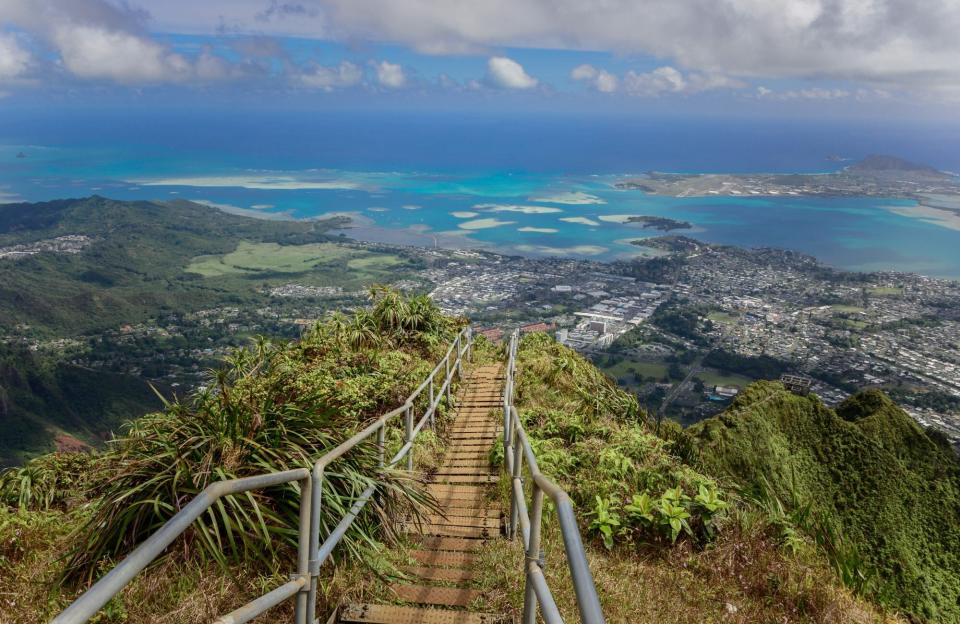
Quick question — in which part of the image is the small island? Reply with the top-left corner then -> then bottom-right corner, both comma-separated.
16,151 -> 26,159
627,215 -> 692,231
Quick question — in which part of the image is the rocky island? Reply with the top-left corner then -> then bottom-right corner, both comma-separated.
627,215 -> 692,231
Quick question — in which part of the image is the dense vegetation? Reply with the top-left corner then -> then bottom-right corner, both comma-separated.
0,345 -> 162,466
650,300 -> 714,346
0,197 -> 426,462
512,333 -> 725,547
689,383 -> 960,621
702,348 -> 790,380
508,333 -> 890,622
0,290 -> 465,619
0,196 -> 417,336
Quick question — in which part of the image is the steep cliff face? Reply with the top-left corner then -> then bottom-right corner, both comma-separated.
689,382 -> 960,621
0,346 -> 162,465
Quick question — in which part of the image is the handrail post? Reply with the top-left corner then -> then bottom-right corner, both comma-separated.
510,431 -> 523,541
305,466 -> 324,621
294,475 -> 312,624
444,355 -> 452,405
456,334 -> 463,377
522,485 -> 546,624
405,405 -> 414,472
376,424 -> 385,468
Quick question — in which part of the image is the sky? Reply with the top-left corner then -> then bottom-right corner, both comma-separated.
0,0 -> 959,120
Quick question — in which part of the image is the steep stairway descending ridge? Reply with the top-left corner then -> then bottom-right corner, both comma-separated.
340,364 -> 509,624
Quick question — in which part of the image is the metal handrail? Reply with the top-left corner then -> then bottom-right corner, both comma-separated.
52,326 -> 473,624
502,329 -> 605,624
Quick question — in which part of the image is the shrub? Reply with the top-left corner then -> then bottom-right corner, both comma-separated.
57,289 -> 463,583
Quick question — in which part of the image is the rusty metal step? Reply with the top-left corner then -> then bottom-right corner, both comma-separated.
340,603 -> 502,623
448,434 -> 498,441
388,585 -> 482,608
408,523 -> 493,539
421,513 -> 499,529
443,457 -> 490,465
402,566 -> 475,583
429,492 -> 489,507
431,475 -> 498,486
431,507 -> 499,519
415,536 -> 485,552
409,550 -> 478,567
444,450 -> 490,458
444,502 -> 497,515
433,467 -> 497,476
440,462 -> 491,471
427,484 -> 487,495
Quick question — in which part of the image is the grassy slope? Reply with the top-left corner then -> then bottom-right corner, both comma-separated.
0,292 -> 465,622
689,382 -> 960,621
0,197 -> 424,463
489,333 -> 889,623
0,196 -> 349,335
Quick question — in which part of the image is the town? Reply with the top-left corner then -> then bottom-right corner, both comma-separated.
3,235 -> 959,447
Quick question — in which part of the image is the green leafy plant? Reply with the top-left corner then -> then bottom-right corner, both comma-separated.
624,492 -> 656,527
656,487 -> 692,543
588,496 -> 622,549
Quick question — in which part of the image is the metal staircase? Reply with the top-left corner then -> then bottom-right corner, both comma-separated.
51,327 -> 605,624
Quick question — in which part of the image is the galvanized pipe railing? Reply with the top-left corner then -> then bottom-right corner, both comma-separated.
52,326 -> 472,624
502,329 -> 605,624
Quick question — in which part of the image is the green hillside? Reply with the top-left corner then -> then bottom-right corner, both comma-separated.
0,197 -> 425,464
689,382 -> 960,621
499,333 -> 890,623
0,345 -> 162,466
0,291 -> 468,620
0,196 -> 363,335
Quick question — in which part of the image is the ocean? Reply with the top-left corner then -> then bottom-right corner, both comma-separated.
1,109 -> 959,278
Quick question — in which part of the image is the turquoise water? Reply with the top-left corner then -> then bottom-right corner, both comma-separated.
1,142 -> 959,279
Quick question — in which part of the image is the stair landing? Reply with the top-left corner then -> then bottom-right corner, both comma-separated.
340,364 -> 508,624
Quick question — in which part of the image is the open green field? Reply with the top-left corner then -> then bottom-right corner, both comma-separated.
706,311 -> 738,324
831,305 -> 866,314
346,255 -> 406,271
867,286 -> 904,297
601,359 -> 670,384
697,368 -> 754,389
187,241 -> 358,277
840,319 -> 869,330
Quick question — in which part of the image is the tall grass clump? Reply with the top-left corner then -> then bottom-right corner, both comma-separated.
51,288 -> 465,583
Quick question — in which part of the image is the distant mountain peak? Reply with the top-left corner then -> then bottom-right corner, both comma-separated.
848,154 -> 942,174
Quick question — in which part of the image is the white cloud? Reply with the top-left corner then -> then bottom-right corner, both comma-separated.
297,60 -> 362,90
374,60 -> 406,88
757,86 -> 858,100
486,56 -> 537,89
0,0 -> 239,85
623,66 -> 743,96
570,64 -> 618,92
0,34 -> 31,80
286,0 -> 960,96
53,24 -> 192,83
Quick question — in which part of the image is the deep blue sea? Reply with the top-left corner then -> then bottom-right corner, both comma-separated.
1,109 -> 959,278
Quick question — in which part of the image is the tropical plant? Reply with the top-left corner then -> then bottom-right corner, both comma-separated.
656,487 -> 692,543
60,289 -> 460,583
588,496 -> 622,550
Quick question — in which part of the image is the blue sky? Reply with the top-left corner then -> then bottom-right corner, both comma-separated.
1,0 -> 958,121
